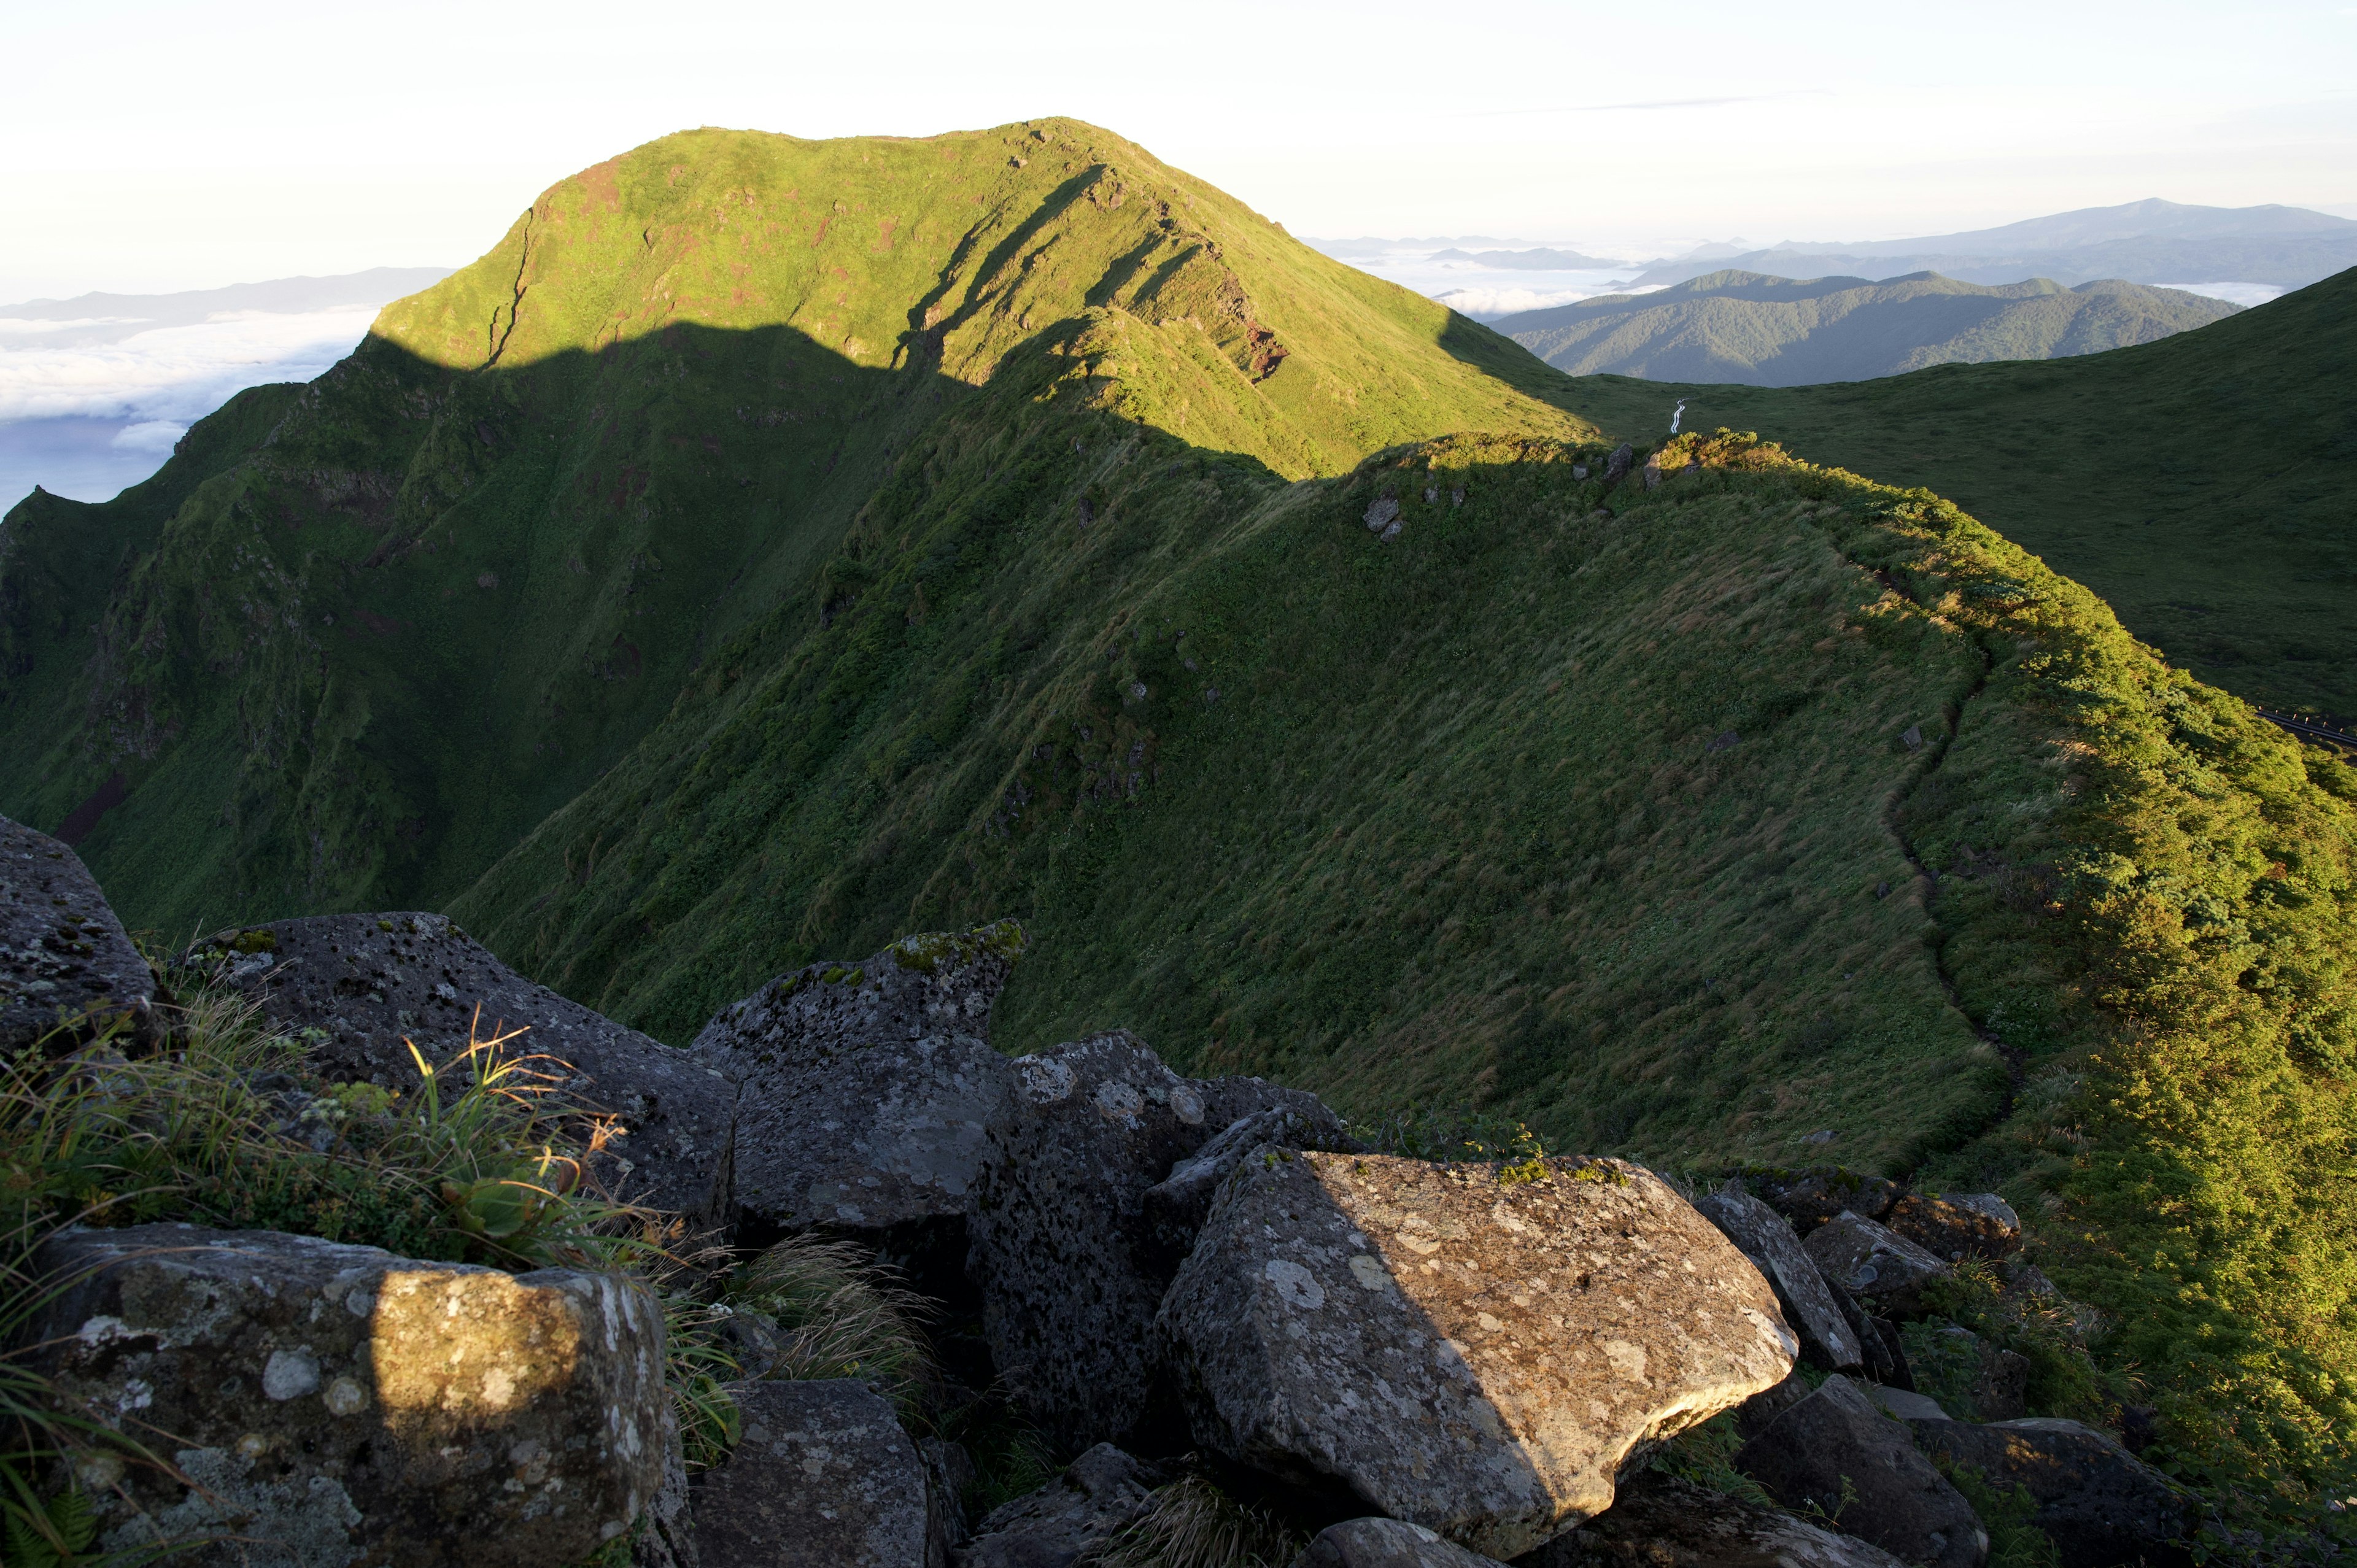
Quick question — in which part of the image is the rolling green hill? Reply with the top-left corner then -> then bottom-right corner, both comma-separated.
1557,268 -> 2357,719
1492,270 -> 2237,385
2,124 -> 2352,1524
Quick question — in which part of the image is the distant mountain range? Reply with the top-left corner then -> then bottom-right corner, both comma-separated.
1492,269 -> 2238,385
1629,199 -> 2357,289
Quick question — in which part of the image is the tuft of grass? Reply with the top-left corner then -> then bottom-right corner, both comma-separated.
1078,1473 -> 1304,1568
1649,1411 -> 1779,1510
724,1232 -> 934,1409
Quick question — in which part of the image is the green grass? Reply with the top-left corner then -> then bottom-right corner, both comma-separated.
1554,269 -> 2357,717
1493,269 -> 2235,386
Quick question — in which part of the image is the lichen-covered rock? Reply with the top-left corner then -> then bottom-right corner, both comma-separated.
633,1407 -> 700,1568
1802,1212 -> 1951,1317
1695,1179 -> 1863,1372
28,1222 -> 667,1568
1300,1516 -> 1509,1566
1157,1151 -> 1797,1559
966,1030 -> 1331,1448
1144,1103 -> 1357,1265
951,1443 -> 1160,1568
689,924 -> 1026,1237
692,1380 -> 929,1567
1518,1471 -> 1910,1568
0,815 -> 157,1054
921,1438 -> 979,1568
1732,1375 -> 1986,1568
184,912 -> 735,1219
1909,1418 -> 2194,1568
1887,1194 -> 2021,1262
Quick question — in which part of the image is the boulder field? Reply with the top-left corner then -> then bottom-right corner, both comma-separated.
2,815 -> 2192,1567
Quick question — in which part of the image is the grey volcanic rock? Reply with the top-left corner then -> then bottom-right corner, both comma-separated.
689,922 -> 1026,1234
952,1443 -> 1159,1568
1888,1194 -> 2022,1262
1301,1516 -> 1510,1566
185,911 -> 735,1219
0,815 -> 157,1054
29,1223 -> 667,1568
1803,1212 -> 1951,1317
1914,1323 -> 2029,1421
966,1030 -> 1328,1448
1158,1152 -> 1797,1559
1144,1103 -> 1357,1263
692,1380 -> 929,1567
1519,1471 -> 1910,1568
922,1439 -> 980,1567
1697,1178 -> 1864,1370
634,1409 -> 699,1568
1910,1418 -> 2194,1568
1730,1370 -> 1814,1443
1733,1375 -> 1986,1568
1749,1171 -> 1899,1234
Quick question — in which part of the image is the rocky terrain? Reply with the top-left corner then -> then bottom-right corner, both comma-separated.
5,814 -> 2201,1567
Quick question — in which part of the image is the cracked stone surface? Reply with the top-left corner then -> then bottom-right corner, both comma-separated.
1909,1418 -> 2194,1568
1888,1194 -> 2022,1262
1801,1213 -> 1951,1317
966,1030 -> 1331,1449
1696,1179 -> 1864,1372
29,1223 -> 667,1568
951,1443 -> 1160,1568
1733,1375 -> 1985,1568
1157,1151 -> 1796,1560
689,922 -> 1026,1234
0,815 -> 157,1054
1520,1470 -> 1909,1568
1302,1516 -> 1509,1566
185,912 -> 735,1220
692,1380 -> 928,1568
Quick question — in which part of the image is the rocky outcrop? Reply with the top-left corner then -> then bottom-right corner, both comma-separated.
1301,1516 -> 1510,1566
0,815 -> 157,1054
1913,1323 -> 2029,1421
692,1380 -> 930,1567
1732,1375 -> 1986,1568
1697,1179 -> 1864,1372
1910,1418 -> 2194,1568
1887,1194 -> 2021,1262
1158,1151 -> 1797,1559
1802,1212 -> 1951,1318
28,1223 -> 668,1568
689,924 -> 1026,1239
1522,1471 -> 1910,1568
966,1030 -> 1329,1447
184,911 -> 735,1220
1747,1171 -> 1898,1234
1143,1102 -> 1357,1264
951,1443 -> 1161,1567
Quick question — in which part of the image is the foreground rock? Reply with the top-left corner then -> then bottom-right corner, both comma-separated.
1888,1194 -> 2022,1262
1159,1152 -> 1797,1559
0,814 -> 158,1054
1802,1212 -> 1951,1317
1521,1471 -> 1910,1568
30,1223 -> 667,1568
1733,1375 -> 1986,1568
966,1030 -> 1334,1447
690,923 -> 1025,1240
692,1380 -> 928,1568
1302,1516 -> 1509,1566
1144,1101 -> 1357,1265
952,1443 -> 1159,1567
187,912 -> 735,1219
1696,1178 -> 1864,1371
1911,1418 -> 2194,1568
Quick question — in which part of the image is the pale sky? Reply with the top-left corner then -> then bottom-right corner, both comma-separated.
6,0 -> 2356,300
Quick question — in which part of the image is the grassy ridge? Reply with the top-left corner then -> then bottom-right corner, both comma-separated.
1492,269 -> 2236,385
1557,270 -> 2357,718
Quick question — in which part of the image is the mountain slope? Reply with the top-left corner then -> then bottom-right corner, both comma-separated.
1493,271 -> 2235,385
1560,268 -> 2357,717
0,119 -> 1587,940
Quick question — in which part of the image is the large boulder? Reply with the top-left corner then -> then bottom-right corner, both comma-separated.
1732,1374 -> 1986,1568
28,1222 -> 668,1568
951,1443 -> 1161,1568
692,1380 -> 930,1567
689,924 -> 1026,1242
1887,1194 -> 2021,1262
965,1030 -> 1333,1448
1157,1151 -> 1797,1560
1144,1102 -> 1357,1266
1910,1418 -> 2194,1568
1519,1470 -> 1910,1568
0,814 -> 158,1054
1695,1179 -> 1864,1372
184,912 -> 735,1221
1802,1212 -> 1951,1318
1301,1517 -> 1511,1566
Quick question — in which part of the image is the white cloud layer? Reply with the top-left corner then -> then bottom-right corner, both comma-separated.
2155,281 -> 2285,307
1436,284 -> 1668,319
0,306 -> 378,424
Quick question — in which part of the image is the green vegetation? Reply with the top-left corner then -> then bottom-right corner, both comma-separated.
1493,270 -> 2235,385
1081,1473 -> 1304,1568
1557,268 -> 2357,716
0,123 -> 2352,1539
